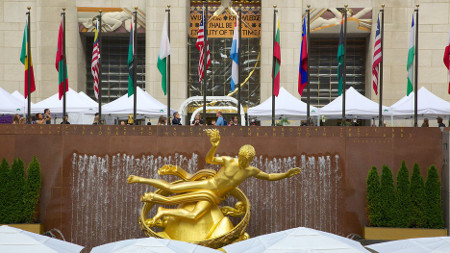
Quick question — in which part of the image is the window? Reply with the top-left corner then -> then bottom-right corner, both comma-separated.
303,37 -> 367,107
84,35 -> 145,103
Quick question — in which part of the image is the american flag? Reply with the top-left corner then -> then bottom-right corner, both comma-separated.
196,9 -> 210,83
372,14 -> 382,95
91,20 -> 100,99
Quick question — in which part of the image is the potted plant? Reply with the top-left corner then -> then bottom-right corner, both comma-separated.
364,162 -> 447,240
0,157 -> 42,233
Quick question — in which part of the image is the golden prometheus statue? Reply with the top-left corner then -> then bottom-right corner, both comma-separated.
127,129 -> 301,248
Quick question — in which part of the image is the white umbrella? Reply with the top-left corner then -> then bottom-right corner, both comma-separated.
222,227 -> 371,253
367,237 -> 450,253
91,237 -> 220,253
0,225 -> 83,253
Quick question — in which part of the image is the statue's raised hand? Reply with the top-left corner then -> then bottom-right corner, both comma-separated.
205,129 -> 220,147
286,167 -> 301,177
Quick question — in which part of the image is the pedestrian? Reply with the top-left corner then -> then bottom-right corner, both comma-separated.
437,117 -> 445,128
172,112 -> 182,125
60,115 -> 70,124
12,114 -> 20,124
421,118 -> 429,127
191,114 -> 204,126
35,113 -> 45,124
216,111 -> 225,126
43,108 -> 52,124
158,116 -> 167,125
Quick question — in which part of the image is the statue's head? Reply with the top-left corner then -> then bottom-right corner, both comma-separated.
238,145 -> 255,167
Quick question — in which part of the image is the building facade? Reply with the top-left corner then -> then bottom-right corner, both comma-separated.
0,0 -> 449,124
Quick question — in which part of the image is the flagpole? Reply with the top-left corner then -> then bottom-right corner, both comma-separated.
133,7 -> 138,125
238,4 -> 242,125
272,5 -> 277,126
62,8 -> 66,121
342,5 -> 348,125
166,5 -> 171,125
414,4 -> 419,127
98,10 -> 103,124
26,7 -> 31,124
202,0 -> 208,124
306,5 -> 311,125
378,5 -> 384,127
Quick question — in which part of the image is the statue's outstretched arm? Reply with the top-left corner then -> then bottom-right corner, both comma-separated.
205,129 -> 224,165
254,167 -> 301,181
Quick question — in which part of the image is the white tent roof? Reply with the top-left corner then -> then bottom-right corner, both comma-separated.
387,87 -> 450,117
78,91 -> 98,108
32,88 -> 97,114
102,86 -> 171,116
222,227 -> 371,253
0,87 -> 25,114
247,87 -> 319,119
320,86 -> 389,119
367,236 -> 450,253
91,237 -> 220,253
0,225 -> 83,253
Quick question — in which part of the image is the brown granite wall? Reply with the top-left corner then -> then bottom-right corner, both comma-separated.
0,125 -> 443,249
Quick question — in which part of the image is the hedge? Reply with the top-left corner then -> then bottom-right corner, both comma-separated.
0,157 -> 41,224
424,165 -> 444,228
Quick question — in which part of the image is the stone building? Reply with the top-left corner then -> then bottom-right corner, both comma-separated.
0,0 -> 449,124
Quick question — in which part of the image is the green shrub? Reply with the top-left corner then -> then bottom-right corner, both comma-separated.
379,165 -> 395,227
367,166 -> 381,226
410,163 -> 426,228
424,165 -> 444,228
393,161 -> 412,227
0,159 -> 10,223
4,159 -> 26,223
23,156 -> 41,223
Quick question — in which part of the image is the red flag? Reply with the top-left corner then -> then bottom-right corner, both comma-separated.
20,20 -> 36,98
444,28 -> 450,94
56,20 -> 68,100
272,17 -> 281,97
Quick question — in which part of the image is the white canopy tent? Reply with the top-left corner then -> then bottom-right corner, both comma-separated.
247,87 -> 319,120
78,91 -> 98,108
91,237 -> 220,253
0,225 -> 83,253
222,227 -> 371,253
102,86 -> 173,117
319,86 -> 389,119
0,87 -> 25,114
367,236 -> 450,253
32,88 -> 97,115
387,87 -> 450,117
11,90 -> 34,109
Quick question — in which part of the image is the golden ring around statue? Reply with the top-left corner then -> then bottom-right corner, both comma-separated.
139,180 -> 251,249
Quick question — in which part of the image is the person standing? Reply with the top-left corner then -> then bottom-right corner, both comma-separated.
191,114 -> 204,126
216,111 -> 225,126
437,117 -> 446,128
60,115 -> 70,124
172,112 -> 182,125
421,118 -> 429,127
44,108 -> 52,124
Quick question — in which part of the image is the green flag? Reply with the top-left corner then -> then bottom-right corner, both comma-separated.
157,12 -> 170,95
127,18 -> 135,97
407,15 -> 415,96
337,18 -> 345,96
